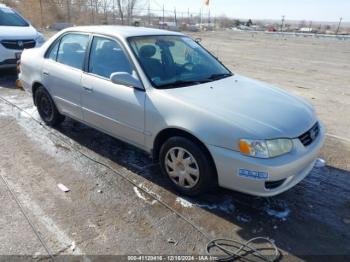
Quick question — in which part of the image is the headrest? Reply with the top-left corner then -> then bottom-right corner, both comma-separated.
63,43 -> 81,53
101,41 -> 116,51
139,45 -> 156,58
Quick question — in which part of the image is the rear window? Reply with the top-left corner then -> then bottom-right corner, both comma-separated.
0,7 -> 29,26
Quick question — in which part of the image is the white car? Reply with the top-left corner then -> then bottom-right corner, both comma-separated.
0,4 -> 45,69
19,26 -> 325,197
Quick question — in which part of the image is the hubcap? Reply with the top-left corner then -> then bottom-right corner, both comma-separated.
165,147 -> 200,189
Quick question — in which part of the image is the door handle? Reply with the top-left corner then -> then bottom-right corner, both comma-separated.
83,86 -> 93,92
43,71 -> 50,76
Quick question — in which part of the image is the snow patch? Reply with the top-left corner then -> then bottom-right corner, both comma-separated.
17,106 -> 38,119
236,214 -> 252,223
264,199 -> 291,219
265,206 -> 290,219
176,197 -> 235,213
133,186 -> 157,205
176,197 -> 193,208
197,199 -> 235,213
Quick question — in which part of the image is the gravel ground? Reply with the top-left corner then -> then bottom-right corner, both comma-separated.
0,30 -> 349,261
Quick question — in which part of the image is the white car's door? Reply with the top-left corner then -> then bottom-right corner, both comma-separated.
42,33 -> 90,120
81,36 -> 146,148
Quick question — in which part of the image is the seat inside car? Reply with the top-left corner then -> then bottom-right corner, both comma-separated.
139,45 -> 164,81
92,41 -> 132,78
59,42 -> 85,69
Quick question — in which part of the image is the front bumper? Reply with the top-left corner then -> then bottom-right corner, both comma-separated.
0,41 -> 39,69
0,45 -> 20,68
0,58 -> 17,69
208,123 -> 325,197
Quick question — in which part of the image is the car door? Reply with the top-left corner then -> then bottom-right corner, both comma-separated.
81,35 -> 146,148
42,33 -> 90,121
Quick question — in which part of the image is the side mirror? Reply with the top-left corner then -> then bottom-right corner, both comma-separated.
195,38 -> 202,43
110,72 -> 143,89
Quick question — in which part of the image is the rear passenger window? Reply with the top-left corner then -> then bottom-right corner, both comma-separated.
47,40 -> 60,60
89,36 -> 132,79
56,34 -> 89,70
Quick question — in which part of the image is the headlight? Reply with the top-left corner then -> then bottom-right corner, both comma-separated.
239,138 -> 293,158
35,34 -> 45,45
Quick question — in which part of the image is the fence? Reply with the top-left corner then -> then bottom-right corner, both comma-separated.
1,0 -> 216,31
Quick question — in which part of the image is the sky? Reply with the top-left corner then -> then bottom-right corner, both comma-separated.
150,0 -> 349,22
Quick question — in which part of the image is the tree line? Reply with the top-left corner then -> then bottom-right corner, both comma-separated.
1,0 -> 145,27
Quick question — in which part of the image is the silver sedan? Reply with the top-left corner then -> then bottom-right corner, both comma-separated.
19,26 -> 325,196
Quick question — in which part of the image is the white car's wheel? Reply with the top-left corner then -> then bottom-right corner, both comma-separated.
35,86 -> 65,126
165,147 -> 200,189
160,136 -> 216,196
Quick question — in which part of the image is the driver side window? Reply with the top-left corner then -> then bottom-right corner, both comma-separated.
89,36 -> 133,79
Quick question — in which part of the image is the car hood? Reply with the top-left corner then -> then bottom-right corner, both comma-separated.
161,74 -> 316,139
0,25 -> 38,40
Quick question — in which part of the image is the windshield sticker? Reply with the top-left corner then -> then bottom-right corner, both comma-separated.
238,169 -> 268,180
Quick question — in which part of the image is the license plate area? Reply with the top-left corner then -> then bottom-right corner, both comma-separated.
15,52 -> 22,60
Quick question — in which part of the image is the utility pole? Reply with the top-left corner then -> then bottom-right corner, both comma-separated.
280,15 -> 285,32
148,0 -> 151,26
39,0 -> 43,28
162,4 -> 165,27
112,0 -> 116,24
208,9 -> 210,26
174,7 -> 177,25
336,17 -> 342,35
91,0 -> 94,24
187,8 -> 190,24
66,0 -> 71,23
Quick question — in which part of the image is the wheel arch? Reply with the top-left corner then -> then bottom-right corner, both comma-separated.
153,127 -> 218,179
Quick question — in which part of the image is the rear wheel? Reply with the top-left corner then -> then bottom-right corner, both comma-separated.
35,86 -> 65,126
159,136 -> 216,196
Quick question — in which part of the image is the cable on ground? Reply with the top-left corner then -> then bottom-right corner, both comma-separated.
0,95 -> 280,261
207,237 -> 279,261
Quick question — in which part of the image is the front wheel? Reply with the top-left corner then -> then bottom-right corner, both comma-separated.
159,136 -> 216,196
35,86 -> 65,126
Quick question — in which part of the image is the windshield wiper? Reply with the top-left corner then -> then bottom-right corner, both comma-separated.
206,73 -> 233,81
157,79 -> 210,89
156,73 -> 232,89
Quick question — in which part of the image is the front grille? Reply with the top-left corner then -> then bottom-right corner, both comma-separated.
0,59 -> 17,65
265,179 -> 286,190
298,122 -> 319,147
1,39 -> 36,50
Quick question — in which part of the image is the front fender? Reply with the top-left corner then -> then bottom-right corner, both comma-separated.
144,89 -> 255,152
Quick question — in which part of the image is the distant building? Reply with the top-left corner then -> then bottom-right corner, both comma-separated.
266,26 -> 277,32
159,21 -> 178,30
299,27 -> 317,33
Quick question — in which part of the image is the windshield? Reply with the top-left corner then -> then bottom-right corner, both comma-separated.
0,7 -> 29,26
128,35 -> 232,89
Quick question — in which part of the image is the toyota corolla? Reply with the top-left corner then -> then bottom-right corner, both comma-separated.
19,26 -> 325,196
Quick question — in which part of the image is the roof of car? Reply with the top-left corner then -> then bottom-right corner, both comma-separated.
64,25 -> 184,39
0,4 -> 8,8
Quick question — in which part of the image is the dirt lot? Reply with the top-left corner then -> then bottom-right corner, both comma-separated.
0,30 -> 350,261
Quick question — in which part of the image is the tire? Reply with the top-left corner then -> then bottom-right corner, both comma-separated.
159,136 -> 216,196
35,86 -> 65,126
